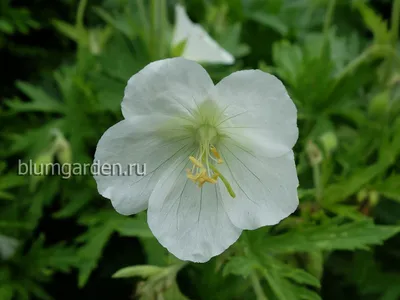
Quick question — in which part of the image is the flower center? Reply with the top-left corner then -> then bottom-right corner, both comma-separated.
186,124 -> 235,198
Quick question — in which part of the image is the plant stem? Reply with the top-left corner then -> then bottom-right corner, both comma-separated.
76,0 -> 87,30
312,163 -> 322,202
333,45 -> 400,90
391,0 -> 400,45
159,0 -> 167,58
322,0 -> 336,54
250,272 -> 268,300
323,0 -> 337,36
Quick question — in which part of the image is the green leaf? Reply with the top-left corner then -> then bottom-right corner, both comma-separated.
52,20 -> 86,44
77,222 -> 114,287
162,281 -> 190,300
263,219 -> 400,253
171,39 -> 187,57
0,286 -> 13,300
354,2 -> 391,45
0,19 -> 14,34
223,256 -> 258,278
324,159 -> 392,204
112,265 -> 164,278
248,12 -> 288,35
113,218 -> 153,238
376,175 -> 400,203
8,81 -> 64,113
275,262 -> 321,288
93,7 -> 136,39
291,285 -> 322,300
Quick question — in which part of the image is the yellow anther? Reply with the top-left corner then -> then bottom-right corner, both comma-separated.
211,173 -> 220,180
210,145 -> 223,164
186,168 -> 205,183
187,150 -> 222,187
189,156 -> 204,168
196,173 -> 217,187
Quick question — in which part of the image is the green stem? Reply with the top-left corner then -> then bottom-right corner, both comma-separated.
391,0 -> 400,45
312,163 -> 322,202
150,0 -> 157,59
322,0 -> 337,54
136,0 -> 150,53
323,0 -> 337,36
159,0 -> 167,58
250,272 -> 268,300
76,0 -> 87,30
333,45 -> 400,90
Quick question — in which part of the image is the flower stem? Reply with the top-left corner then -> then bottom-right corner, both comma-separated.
250,272 -> 268,300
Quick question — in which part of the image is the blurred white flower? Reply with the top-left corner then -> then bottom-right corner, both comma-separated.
172,4 -> 235,65
0,234 -> 19,260
94,58 -> 299,262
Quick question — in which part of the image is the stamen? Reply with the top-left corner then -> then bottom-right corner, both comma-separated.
186,145 -> 234,197
210,145 -> 223,164
189,156 -> 204,169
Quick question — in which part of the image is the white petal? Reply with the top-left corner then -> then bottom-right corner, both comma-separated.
94,117 -> 194,215
122,58 -> 214,119
172,4 -> 193,46
214,70 -> 298,157
182,25 -> 235,65
217,141 -> 299,230
147,156 -> 242,263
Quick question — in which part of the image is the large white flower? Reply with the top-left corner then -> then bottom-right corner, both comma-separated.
172,4 -> 234,65
94,58 -> 299,263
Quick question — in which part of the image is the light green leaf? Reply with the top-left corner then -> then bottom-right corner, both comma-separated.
223,256 -> 259,278
52,20 -> 85,44
114,218 -> 153,238
354,2 -> 391,44
112,265 -> 164,278
264,219 -> 400,253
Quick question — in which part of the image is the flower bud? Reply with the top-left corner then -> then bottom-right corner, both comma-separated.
357,188 -> 368,203
55,138 -> 72,165
52,129 -> 72,164
369,190 -> 380,207
34,150 -> 54,177
320,131 -> 338,154
306,140 -> 323,166
368,91 -> 389,118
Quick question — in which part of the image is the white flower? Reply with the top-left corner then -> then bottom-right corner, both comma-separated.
172,4 -> 235,65
94,58 -> 299,263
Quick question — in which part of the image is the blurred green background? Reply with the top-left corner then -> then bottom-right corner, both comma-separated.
1,0 -> 400,299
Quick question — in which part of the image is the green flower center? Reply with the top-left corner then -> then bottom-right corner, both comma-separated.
185,101 -> 235,198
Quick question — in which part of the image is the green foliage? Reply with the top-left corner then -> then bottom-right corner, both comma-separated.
1,0 -> 400,299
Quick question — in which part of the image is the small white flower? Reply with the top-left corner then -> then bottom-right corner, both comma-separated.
172,4 -> 235,65
94,58 -> 299,262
